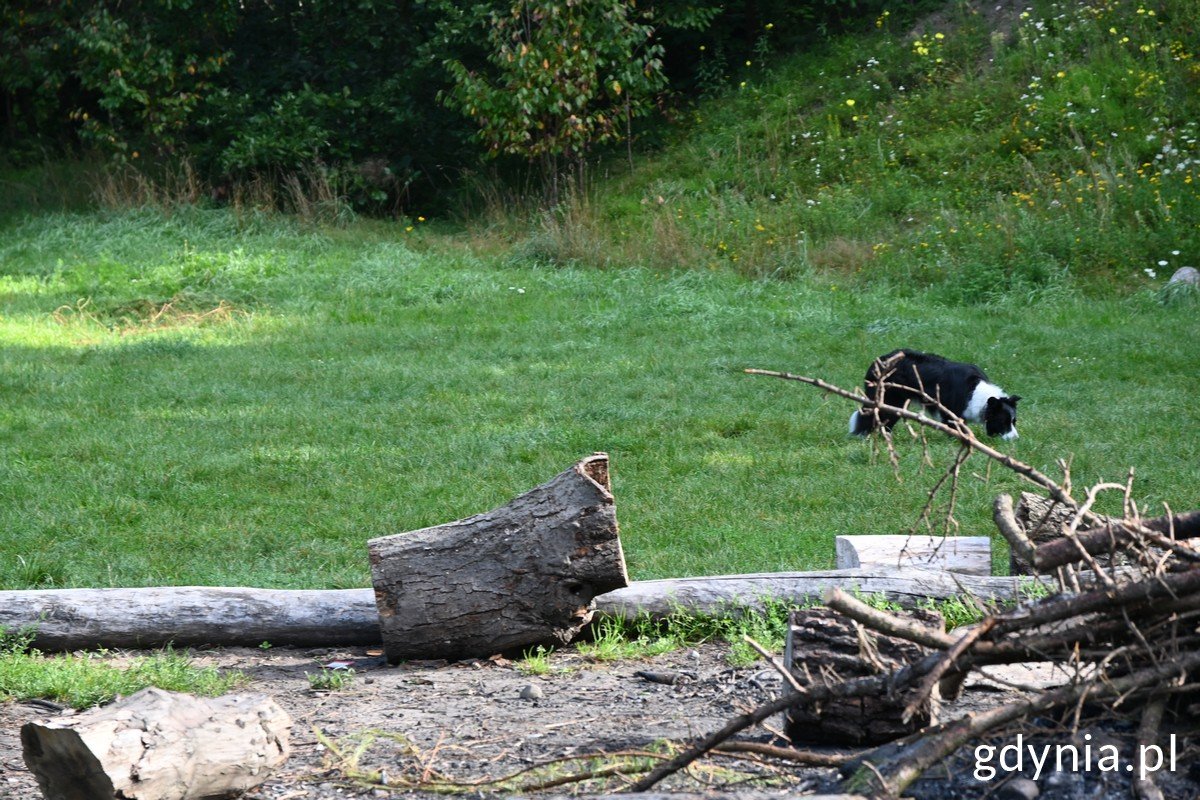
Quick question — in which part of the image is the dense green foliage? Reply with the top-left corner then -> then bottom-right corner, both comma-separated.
1,0 -> 890,210
439,0 -> 667,175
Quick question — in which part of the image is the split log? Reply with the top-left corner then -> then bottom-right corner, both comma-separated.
835,535 -> 991,576
0,587 -> 380,651
783,607 -> 943,746
21,687 -> 290,800
368,453 -> 628,662
0,569 -> 1046,651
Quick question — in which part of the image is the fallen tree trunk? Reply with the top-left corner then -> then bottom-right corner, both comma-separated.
21,687 -> 290,800
0,586 -> 380,651
0,569 -> 1045,652
368,453 -> 629,662
597,568 -> 1045,620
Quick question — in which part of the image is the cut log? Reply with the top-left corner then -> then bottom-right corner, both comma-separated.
0,569 -> 1047,651
21,687 -> 290,800
835,535 -> 991,576
0,587 -> 379,651
597,568 -> 1048,621
368,453 -> 628,662
783,607 -> 943,746
1009,491 -> 1078,574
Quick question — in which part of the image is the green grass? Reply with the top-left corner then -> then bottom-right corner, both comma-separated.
0,206 -> 1198,589
0,628 -> 243,707
2,0 -> 1199,592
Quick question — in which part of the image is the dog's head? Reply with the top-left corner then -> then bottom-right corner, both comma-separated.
984,395 -> 1021,440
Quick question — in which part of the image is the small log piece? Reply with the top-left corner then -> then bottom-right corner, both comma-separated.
368,453 -> 628,662
835,535 -> 991,576
21,687 -> 290,800
1009,491 -> 1076,574
783,607 -> 943,746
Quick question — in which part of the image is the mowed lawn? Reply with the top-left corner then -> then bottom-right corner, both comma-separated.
1,208 -> 1197,589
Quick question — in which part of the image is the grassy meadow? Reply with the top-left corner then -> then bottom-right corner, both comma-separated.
2,0 -> 1199,591
0,207 -> 1196,589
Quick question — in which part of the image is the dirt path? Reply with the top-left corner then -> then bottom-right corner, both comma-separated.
2,643 -> 1197,799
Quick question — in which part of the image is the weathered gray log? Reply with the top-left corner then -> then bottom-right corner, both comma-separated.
783,607 -> 943,746
21,687 -> 290,800
597,568 -> 1049,621
368,453 -> 629,662
0,587 -> 379,651
835,535 -> 991,575
0,569 -> 1047,651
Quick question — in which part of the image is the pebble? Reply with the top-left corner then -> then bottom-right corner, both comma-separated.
998,776 -> 1040,800
1169,266 -> 1199,285
519,684 -> 543,701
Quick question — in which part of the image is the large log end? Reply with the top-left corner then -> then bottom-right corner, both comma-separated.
22,687 -> 291,800
368,453 -> 628,662
784,607 -> 943,746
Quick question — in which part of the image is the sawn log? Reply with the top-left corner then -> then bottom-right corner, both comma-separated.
21,687 -> 290,800
0,569 -> 1044,652
368,452 -> 629,662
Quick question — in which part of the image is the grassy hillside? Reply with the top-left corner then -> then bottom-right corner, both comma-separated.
508,0 -> 1199,298
1,0 -> 1198,590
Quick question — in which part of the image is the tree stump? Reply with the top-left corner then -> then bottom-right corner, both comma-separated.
783,607 -> 943,746
21,687 -> 291,800
368,453 -> 628,662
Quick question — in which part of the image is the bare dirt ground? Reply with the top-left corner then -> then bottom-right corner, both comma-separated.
6,641 -> 1194,800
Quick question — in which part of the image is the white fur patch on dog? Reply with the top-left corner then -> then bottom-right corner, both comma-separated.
963,381 -> 1005,422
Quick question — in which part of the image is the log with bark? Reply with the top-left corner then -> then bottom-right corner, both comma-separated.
0,586 -> 380,651
782,606 -> 943,745
368,452 -> 629,662
21,687 -> 290,800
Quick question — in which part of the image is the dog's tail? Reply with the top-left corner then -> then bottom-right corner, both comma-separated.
848,409 -> 873,436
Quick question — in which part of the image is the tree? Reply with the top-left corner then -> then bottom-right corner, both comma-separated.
440,0 -> 666,201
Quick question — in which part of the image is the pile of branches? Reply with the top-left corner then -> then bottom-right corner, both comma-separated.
630,362 -> 1200,799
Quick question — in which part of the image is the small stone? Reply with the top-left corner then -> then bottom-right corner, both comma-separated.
519,684 -> 543,701
998,776 -> 1040,800
1169,266 -> 1199,285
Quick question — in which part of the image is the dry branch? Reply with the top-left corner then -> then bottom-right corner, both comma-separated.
631,367 -> 1200,799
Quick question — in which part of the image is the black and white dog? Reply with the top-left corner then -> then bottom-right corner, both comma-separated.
849,350 -> 1021,440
